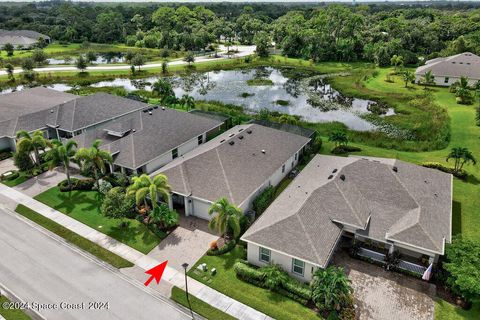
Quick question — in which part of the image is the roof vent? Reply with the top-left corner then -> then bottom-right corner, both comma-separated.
340,174 -> 346,181
239,128 -> 244,132
332,169 -> 337,173
247,130 -> 252,134
220,139 -> 225,143
162,106 -> 165,110
392,166 -> 398,172
238,135 -> 244,140
328,175 -> 333,179
148,108 -> 153,111
149,111 -> 153,115
261,149 -> 266,154
143,109 -> 148,113
229,141 -> 235,146
132,129 -> 136,132
153,106 -> 159,109
229,133 -> 235,137
50,109 -> 54,113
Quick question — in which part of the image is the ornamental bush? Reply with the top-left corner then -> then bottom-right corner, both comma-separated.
422,162 -> 467,180
58,178 -> 95,192
13,151 -> 34,172
207,240 -> 236,256
311,266 -> 353,312
101,187 -> 136,219
252,186 -> 275,215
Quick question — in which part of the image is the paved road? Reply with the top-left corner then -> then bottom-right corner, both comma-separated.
0,207 -> 190,320
0,45 -> 256,76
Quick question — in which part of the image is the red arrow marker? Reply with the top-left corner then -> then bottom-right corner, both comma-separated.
144,260 -> 168,287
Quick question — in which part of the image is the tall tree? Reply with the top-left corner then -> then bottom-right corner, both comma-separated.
179,94 -> 195,111
3,43 -> 14,56
75,139 -> 113,190
328,131 -> 348,147
76,55 -> 87,72
5,63 -> 14,81
127,174 -> 171,210
15,130 -> 47,167
422,70 -> 435,90
446,147 -> 476,173
48,140 -> 78,190
403,70 -> 415,88
208,197 -> 242,240
311,266 -> 353,312
131,54 -> 146,71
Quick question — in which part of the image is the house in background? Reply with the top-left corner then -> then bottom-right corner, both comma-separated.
0,88 -> 147,151
242,155 -> 452,282
74,106 -> 224,175
0,29 -> 50,48
415,52 -> 480,86
156,124 -> 311,220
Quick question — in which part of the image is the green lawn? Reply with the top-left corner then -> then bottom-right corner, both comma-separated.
435,299 -> 480,320
1,171 -> 29,187
171,286 -> 237,320
15,204 -> 133,268
0,296 -> 31,320
188,246 -> 320,320
34,187 -> 163,254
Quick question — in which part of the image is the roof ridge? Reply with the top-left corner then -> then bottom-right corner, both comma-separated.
178,163 -> 191,196
71,98 -> 77,131
294,213 -> 323,264
130,134 -> 136,168
333,178 -> 366,228
215,148 -> 236,204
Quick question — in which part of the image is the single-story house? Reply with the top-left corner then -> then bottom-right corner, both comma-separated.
0,88 -> 147,151
0,29 -> 50,48
156,124 -> 311,220
74,107 -> 224,175
241,155 -> 452,282
415,52 -> 480,86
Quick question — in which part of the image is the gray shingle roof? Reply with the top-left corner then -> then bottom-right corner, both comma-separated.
75,108 -> 223,170
157,124 -> 311,206
242,155 -> 452,267
415,52 -> 480,80
0,29 -> 50,46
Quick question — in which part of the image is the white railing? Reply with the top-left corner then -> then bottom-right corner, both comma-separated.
358,247 -> 386,264
398,260 -> 427,275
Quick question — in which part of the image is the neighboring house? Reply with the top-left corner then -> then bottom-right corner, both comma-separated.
0,88 -> 146,151
74,107 -> 224,175
415,52 -> 480,86
0,29 -> 50,48
156,124 -> 311,220
242,155 -> 452,282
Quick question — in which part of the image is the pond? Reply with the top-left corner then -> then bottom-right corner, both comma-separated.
46,53 -> 125,65
1,67 -> 393,131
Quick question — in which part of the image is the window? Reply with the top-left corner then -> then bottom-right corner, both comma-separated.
444,77 -> 449,84
197,135 -> 203,145
292,258 -> 305,276
259,247 -> 271,263
295,153 -> 298,160
282,164 -> 285,173
172,148 -> 178,159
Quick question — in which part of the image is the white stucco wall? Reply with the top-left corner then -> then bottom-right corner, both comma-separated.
247,242 -> 316,283
415,74 -> 479,87
191,198 -> 213,220
0,137 -> 15,152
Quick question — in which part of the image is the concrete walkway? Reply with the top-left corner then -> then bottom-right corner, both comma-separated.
0,45 -> 256,76
0,158 -> 15,175
0,183 -> 272,320
13,168 -> 83,197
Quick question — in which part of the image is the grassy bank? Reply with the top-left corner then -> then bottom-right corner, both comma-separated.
171,286 -> 237,320
15,204 -> 133,268
34,187 -> 163,254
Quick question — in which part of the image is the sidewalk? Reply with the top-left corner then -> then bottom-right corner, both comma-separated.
0,184 -> 272,320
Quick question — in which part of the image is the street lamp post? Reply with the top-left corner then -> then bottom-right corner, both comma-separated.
182,262 -> 194,320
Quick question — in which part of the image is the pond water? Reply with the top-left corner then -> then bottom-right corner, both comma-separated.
1,67 -> 393,131
46,53 -> 125,65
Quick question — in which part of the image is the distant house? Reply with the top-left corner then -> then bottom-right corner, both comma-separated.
0,29 -> 50,48
0,88 -> 146,151
415,52 -> 480,86
242,155 -> 452,281
157,124 -> 311,220
74,107 -> 224,175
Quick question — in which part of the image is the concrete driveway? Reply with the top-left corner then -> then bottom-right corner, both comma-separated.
0,158 -> 15,175
147,215 -> 218,272
13,167 -> 82,197
333,251 -> 436,320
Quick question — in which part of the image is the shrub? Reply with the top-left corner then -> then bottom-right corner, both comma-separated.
94,179 -> 113,195
283,279 -> 312,300
101,187 -> 136,219
252,186 -> 275,215
105,172 -> 129,187
13,151 -> 34,171
233,261 -> 265,281
331,145 -> 362,155
207,240 -> 237,256
422,162 -> 467,180
0,170 -> 19,181
0,150 -> 12,161
311,266 -> 353,312
260,264 -> 290,290
58,178 -> 95,191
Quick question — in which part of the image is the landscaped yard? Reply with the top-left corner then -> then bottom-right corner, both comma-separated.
34,187 -> 163,254
188,246 -> 320,320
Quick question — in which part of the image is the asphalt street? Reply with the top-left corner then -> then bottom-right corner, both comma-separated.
0,206 -> 190,320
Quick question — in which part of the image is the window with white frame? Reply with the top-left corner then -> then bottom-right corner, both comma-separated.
259,247 -> 271,263
292,258 -> 305,276
282,164 -> 285,173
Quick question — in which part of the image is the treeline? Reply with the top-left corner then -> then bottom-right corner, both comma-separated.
1,2 -> 480,64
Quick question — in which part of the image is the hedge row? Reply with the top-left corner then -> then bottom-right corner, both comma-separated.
252,186 -> 275,215
233,261 -> 311,305
207,240 -> 236,256
331,145 -> 362,155
58,178 -> 95,192
422,162 -> 467,180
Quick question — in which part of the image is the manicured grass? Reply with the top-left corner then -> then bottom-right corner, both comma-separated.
247,78 -> 274,86
171,286 -> 237,320
188,246 -> 319,320
34,187 -> 163,254
1,171 -> 29,187
0,296 -> 31,320
15,204 -> 133,268
435,299 -> 480,320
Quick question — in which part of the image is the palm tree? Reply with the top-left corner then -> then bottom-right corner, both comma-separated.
455,76 -> 473,105
127,174 -> 171,210
328,131 -> 348,147
311,266 -> 353,312
179,94 -> 195,111
261,264 -> 289,291
208,197 -> 242,240
446,147 -> 477,173
75,139 -> 112,190
422,70 -> 435,90
48,140 -> 77,190
278,114 -> 298,125
403,70 -> 415,88
16,130 -> 47,167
